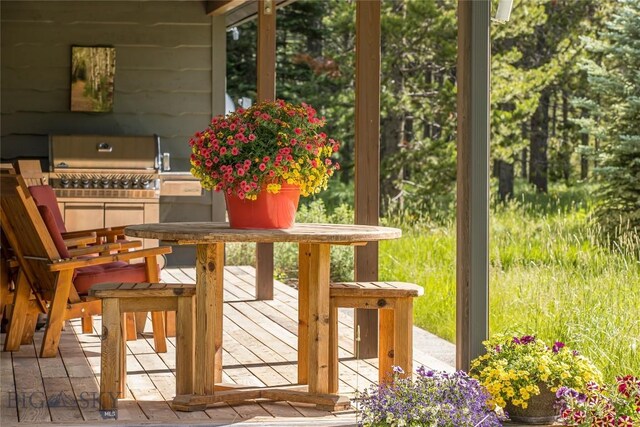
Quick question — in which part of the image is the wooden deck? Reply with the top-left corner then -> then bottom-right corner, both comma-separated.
0,266 -> 456,426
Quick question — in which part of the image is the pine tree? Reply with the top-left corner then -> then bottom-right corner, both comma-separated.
578,0 -> 640,239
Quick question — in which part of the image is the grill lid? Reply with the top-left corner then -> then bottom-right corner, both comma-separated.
50,135 -> 159,171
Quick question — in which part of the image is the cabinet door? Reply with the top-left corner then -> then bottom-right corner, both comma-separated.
104,203 -> 144,228
63,203 -> 104,231
105,203 -> 151,250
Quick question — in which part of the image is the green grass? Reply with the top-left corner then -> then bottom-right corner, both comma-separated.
380,186 -> 640,382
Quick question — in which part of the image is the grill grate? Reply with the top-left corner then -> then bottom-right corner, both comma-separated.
54,188 -> 158,199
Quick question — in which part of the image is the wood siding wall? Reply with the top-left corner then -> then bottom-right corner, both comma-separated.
0,1 -> 227,265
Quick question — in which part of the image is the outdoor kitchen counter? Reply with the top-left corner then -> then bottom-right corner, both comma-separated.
124,222 -> 402,411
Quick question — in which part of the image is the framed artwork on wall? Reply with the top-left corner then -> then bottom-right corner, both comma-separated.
70,46 -> 116,112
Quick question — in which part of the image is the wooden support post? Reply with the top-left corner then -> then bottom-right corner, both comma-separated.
328,299 -> 339,394
176,295 -> 195,395
146,255 -> 167,353
393,298 -> 413,379
354,0 -> 381,359
40,270 -> 73,358
4,271 -> 30,351
194,243 -> 225,394
456,0 -> 490,372
378,308 -> 394,384
307,243 -> 330,395
20,310 -> 38,345
99,298 -> 122,412
126,313 -> 137,340
255,0 -> 277,301
297,243 -> 310,384
81,315 -> 93,334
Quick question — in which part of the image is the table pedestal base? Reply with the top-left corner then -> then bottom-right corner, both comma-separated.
172,384 -> 351,412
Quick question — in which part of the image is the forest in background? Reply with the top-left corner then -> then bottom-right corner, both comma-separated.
226,0 -> 639,243
224,0 -> 639,379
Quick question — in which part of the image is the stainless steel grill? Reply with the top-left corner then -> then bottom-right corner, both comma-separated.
48,135 -> 163,243
49,134 -> 162,200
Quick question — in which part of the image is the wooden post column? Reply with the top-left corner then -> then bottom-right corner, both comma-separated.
255,0 -> 277,301
354,0 -> 381,359
456,0 -> 490,372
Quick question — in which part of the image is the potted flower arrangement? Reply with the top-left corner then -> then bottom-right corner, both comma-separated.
357,366 -> 505,427
557,375 -> 640,426
189,99 -> 340,229
469,334 -> 602,425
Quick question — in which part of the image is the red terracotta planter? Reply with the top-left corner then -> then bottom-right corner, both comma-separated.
224,183 -> 301,229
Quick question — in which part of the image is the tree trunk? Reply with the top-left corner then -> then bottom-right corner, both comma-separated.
580,109 -> 589,180
560,89 -> 571,182
580,133 -> 589,180
521,148 -> 528,179
497,160 -> 514,202
380,112 -> 405,210
529,89 -> 550,193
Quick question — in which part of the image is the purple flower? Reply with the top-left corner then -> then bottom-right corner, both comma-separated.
392,365 -> 405,375
552,341 -> 565,353
519,335 -> 536,344
358,368 -> 504,427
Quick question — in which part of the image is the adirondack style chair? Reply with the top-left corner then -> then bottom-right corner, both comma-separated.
14,159 -> 130,247
27,183 -> 138,249
2,163 -> 135,339
0,174 -> 172,357
24,182 -> 172,337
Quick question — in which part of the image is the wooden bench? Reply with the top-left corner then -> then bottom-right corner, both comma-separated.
89,282 -> 196,419
328,281 -> 423,393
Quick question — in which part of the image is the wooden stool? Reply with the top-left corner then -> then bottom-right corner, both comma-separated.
328,281 -> 423,393
89,283 -> 196,419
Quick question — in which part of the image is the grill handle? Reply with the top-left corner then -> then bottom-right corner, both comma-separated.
162,152 -> 171,171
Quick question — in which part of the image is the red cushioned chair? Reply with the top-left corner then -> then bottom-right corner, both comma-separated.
0,174 -> 172,357
29,184 -> 135,248
28,184 -> 169,337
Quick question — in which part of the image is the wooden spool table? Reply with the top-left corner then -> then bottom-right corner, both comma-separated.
125,222 -> 401,411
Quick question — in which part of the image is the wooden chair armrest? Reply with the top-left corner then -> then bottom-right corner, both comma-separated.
117,241 -> 143,251
64,235 -> 98,248
67,243 -> 123,258
48,246 -> 172,272
95,228 -> 127,243
62,230 -> 103,239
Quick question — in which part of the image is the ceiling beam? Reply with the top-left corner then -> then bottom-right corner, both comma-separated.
205,0 -> 250,16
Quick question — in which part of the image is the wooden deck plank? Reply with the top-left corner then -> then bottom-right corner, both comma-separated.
204,403 -> 243,422
223,267 -> 380,393
41,376 -> 83,422
128,332 -> 211,421
125,352 -> 179,421
1,266 -> 456,426
0,334 -> 19,423
260,401 -> 305,418
11,341 -> 51,423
